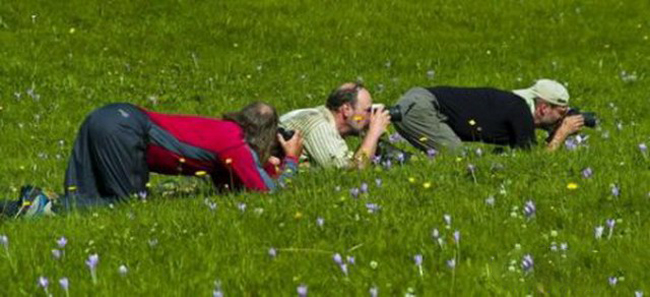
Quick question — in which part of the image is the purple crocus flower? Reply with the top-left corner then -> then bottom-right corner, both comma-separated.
118,264 -> 128,276
52,249 -> 62,260
426,69 -> 435,80
38,276 -> 49,289
59,277 -> 69,291
360,183 -> 369,193
609,276 -> 618,286
564,138 -> 578,150
347,256 -> 355,265
57,236 -> 68,249
521,254 -> 534,273
443,214 -> 452,226
635,291 -> 644,297
426,148 -> 437,158
316,217 -> 325,227
369,286 -> 379,297
581,167 -> 593,179
485,196 -> 495,206
575,134 -> 589,144
86,254 -> 99,284
333,253 -> 343,265
86,254 -> 99,269
639,143 -> 648,153
297,284 -> 308,297
375,178 -> 382,187
431,228 -> 440,239
213,289 -> 224,297
414,254 -> 423,266
371,155 -> 382,165
366,203 -> 381,213
611,184 -> 620,197
594,226 -> 605,239
268,248 -> 277,258
204,199 -> 217,211
446,258 -> 456,269
606,219 -> 616,239
237,202 -> 247,212
213,280 -> 224,297
0,234 -> 8,249
453,230 -> 461,244
523,200 -> 536,218
389,132 -> 403,143
560,242 -> 568,251
350,188 -> 360,199
616,122 -> 623,131
382,159 -> 392,169
339,263 -> 349,276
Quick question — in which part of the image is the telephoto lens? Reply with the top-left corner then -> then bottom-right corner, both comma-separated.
567,108 -> 598,128
370,104 -> 403,122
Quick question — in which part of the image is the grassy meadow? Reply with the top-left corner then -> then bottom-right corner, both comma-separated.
1,0 -> 650,295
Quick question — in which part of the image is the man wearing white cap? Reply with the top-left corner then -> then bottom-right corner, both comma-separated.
392,79 -> 584,153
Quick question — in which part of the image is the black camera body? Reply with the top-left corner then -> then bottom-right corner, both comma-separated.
567,108 -> 597,128
385,105 -> 403,122
278,127 -> 295,141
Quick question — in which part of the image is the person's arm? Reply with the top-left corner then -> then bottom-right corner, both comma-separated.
353,107 -> 391,169
217,137 -> 300,192
546,115 -> 584,152
301,122 -> 354,169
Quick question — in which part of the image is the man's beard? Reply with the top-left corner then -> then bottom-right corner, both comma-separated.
346,119 -> 365,136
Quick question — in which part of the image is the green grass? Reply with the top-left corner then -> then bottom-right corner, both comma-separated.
1,0 -> 650,295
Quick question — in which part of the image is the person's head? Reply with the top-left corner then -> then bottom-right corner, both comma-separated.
223,102 -> 278,162
326,82 -> 373,135
516,79 -> 570,127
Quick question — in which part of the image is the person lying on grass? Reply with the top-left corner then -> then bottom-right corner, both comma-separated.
0,102 -> 303,218
391,79 -> 586,154
280,82 -> 391,169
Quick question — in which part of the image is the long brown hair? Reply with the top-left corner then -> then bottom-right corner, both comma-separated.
223,102 -> 278,163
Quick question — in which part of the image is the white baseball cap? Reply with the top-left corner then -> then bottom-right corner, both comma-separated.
513,79 -> 570,109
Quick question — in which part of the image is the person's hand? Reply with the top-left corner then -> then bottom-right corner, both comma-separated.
267,156 -> 281,166
557,115 -> 584,137
278,130 -> 303,159
367,106 -> 391,139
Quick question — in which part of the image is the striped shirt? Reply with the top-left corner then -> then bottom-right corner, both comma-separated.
280,105 -> 353,168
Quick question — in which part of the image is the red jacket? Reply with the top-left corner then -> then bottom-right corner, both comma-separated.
142,109 -> 296,192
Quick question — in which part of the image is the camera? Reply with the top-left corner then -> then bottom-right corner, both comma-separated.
278,127 -> 295,141
372,104 -> 403,121
566,108 -> 597,128
386,105 -> 403,122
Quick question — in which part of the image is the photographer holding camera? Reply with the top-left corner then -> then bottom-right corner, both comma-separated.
391,79 -> 592,153
1,102 -> 303,217
280,82 -> 391,169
